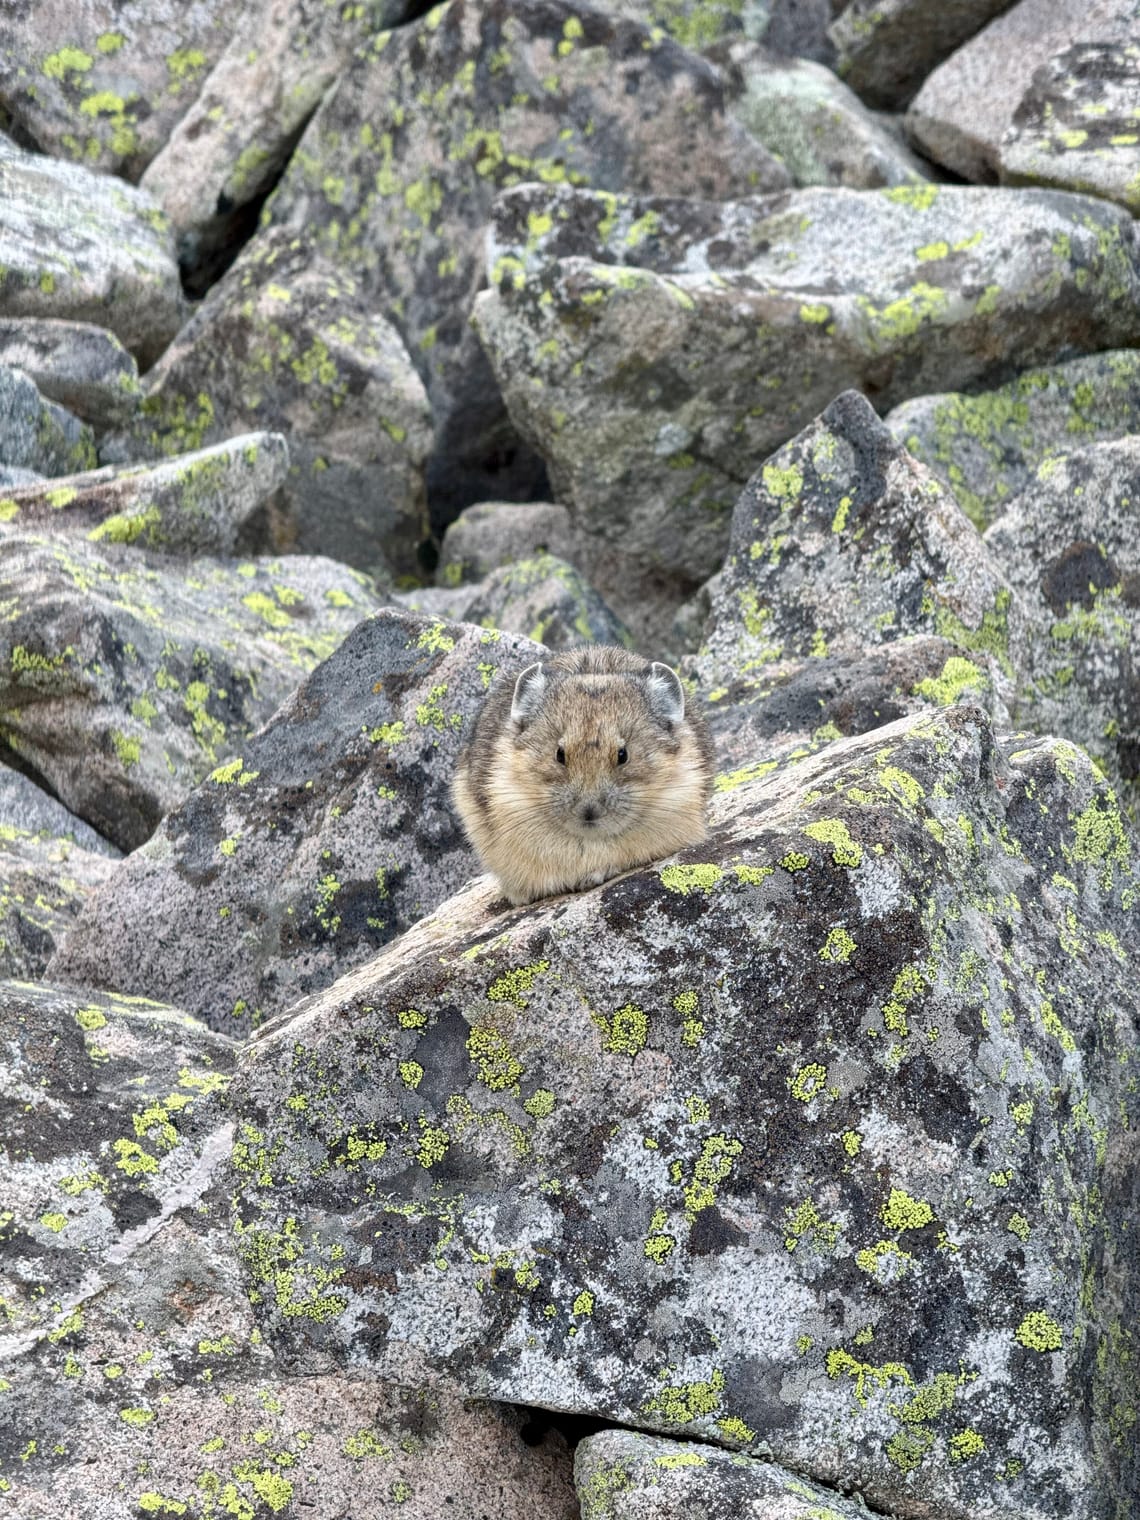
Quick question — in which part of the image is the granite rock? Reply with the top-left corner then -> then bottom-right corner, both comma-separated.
829,0 -> 1012,109
438,500 -> 575,587
0,361 -> 95,477
0,318 -> 140,428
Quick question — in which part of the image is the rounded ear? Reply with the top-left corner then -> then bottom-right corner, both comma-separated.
510,662 -> 547,726
646,662 -> 685,725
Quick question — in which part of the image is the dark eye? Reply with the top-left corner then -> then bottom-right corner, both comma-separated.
617,747 -> 628,766
556,746 -> 566,765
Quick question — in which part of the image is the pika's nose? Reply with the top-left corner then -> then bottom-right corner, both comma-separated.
580,804 -> 599,824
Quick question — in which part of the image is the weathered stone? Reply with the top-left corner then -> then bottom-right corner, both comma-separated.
984,438 -> 1140,807
0,532 -> 382,851
905,0 -> 1138,184
0,318 -> 140,428
104,228 -> 431,584
0,0 -> 238,181
264,0 -> 789,521
227,704 -> 1140,1520
0,980 -> 578,1520
0,465 -> 40,488
1,432 -> 289,556
0,136 -> 185,366
0,765 -> 120,857
724,40 -> 935,187
575,1428 -> 874,1519
885,350 -> 1140,531
474,184 -> 1138,638
0,361 -> 95,476
0,802 -> 118,981
439,500 -> 575,586
1000,43 -> 1140,214
140,0 -> 418,270
51,611 -> 540,1034
828,0 -> 1012,109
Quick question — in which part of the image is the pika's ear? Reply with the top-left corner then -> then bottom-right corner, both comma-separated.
646,662 -> 685,726
510,662 -> 547,726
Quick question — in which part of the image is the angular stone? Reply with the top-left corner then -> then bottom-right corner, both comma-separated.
0,532 -> 382,851
228,705 -> 1140,1520
105,228 -> 431,583
984,437 -> 1140,803
0,318 -> 140,427
0,136 -> 185,366
828,0 -> 1012,109
439,500 -> 575,586
885,350 -> 1140,531
474,181 -> 1140,638
0,361 -> 95,476
264,0 -> 789,521
1000,43 -> 1140,215
575,1429 -> 874,1519
0,802 -> 118,980
0,432 -> 289,556
905,0 -> 1137,184
0,0 -> 238,180
51,611 -> 541,1034
0,765 -> 120,856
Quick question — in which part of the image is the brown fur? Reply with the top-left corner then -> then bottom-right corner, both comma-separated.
452,646 -> 715,905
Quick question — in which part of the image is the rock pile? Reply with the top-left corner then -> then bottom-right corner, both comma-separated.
2,1 -> 1139,1517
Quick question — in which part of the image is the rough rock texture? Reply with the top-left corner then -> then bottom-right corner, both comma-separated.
228,704 -> 1140,1520
473,181 -> 1140,638
1,431 -> 289,555
1001,43 -> 1140,214
905,0 -> 1139,185
0,136 -> 186,367
0,0 -> 238,180
0,532 -> 381,851
140,0 -> 418,270
264,0 -> 789,520
51,610 -> 541,1034
439,499 -> 576,585
0,361 -> 95,476
725,40 -> 934,187
828,0 -> 1012,109
0,765 -> 120,856
0,980 -> 577,1520
0,808 -> 118,979
985,438 -> 1140,805
106,227 -> 432,583
0,318 -> 140,427
575,1428 -> 875,1518
885,349 -> 1140,531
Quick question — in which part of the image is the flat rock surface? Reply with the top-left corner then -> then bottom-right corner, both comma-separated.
51,610 -> 541,1034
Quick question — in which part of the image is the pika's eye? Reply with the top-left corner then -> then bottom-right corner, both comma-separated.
556,746 -> 566,766
617,747 -> 628,766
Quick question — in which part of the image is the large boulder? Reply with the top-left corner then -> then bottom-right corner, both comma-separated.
228,703 -> 1140,1520
0,361 -> 94,476
828,0 -> 1012,109
0,532 -> 382,851
0,318 -> 140,428
263,0 -> 789,521
438,500 -> 576,586
0,136 -> 185,366
51,611 -> 541,1034
472,181 -> 1140,639
105,228 -> 432,584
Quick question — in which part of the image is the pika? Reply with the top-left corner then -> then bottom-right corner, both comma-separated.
452,645 -> 715,905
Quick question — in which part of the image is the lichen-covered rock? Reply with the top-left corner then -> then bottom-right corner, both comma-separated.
0,532 -> 381,850
51,610 -> 540,1033
0,318 -> 140,428
0,136 -> 185,366
106,227 -> 432,583
1,431 -> 289,555
984,438 -> 1140,808
575,1428 -> 874,1519
724,40 -> 934,187
0,361 -> 95,476
885,350 -> 1140,531
473,181 -> 1140,638
828,0 -> 1012,109
1000,43 -> 1140,214
904,0 -> 1137,184
0,807 -> 118,980
0,980 -> 577,1520
0,0 -> 238,181
227,703 -> 1139,1520
264,0 -> 788,519
139,0 -> 418,270
439,499 -> 576,586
